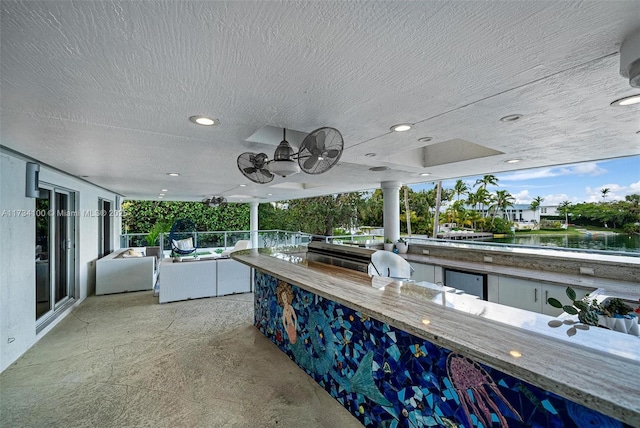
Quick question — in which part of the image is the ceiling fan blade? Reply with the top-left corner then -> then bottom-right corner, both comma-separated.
244,167 -> 257,174
315,131 -> 326,153
259,168 -> 273,178
304,154 -> 319,169
326,149 -> 340,158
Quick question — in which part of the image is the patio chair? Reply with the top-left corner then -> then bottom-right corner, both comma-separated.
221,240 -> 251,257
168,219 -> 198,255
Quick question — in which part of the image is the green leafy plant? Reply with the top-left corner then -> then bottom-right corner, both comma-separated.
548,287 -> 635,326
595,298 -> 634,318
547,287 -> 599,326
145,220 -> 172,246
384,238 -> 393,244
397,237 -> 406,243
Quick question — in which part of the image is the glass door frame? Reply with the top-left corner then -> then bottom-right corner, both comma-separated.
36,183 -> 78,329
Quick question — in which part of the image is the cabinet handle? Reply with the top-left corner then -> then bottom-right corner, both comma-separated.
534,288 -> 538,302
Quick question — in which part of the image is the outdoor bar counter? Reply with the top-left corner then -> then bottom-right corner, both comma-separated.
232,248 -> 640,427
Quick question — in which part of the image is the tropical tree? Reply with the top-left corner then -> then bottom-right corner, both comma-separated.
474,174 -> 498,191
557,200 -> 572,227
286,193 -> 363,236
454,179 -> 469,202
470,187 -> 491,217
489,190 -> 515,223
529,196 -> 544,225
601,187 -> 610,203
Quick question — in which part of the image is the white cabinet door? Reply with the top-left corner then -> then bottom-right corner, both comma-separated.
409,263 -> 435,283
497,277 -> 542,313
542,284 -> 591,316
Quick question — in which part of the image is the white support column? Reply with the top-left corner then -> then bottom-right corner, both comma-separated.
381,181 -> 402,243
250,202 -> 259,249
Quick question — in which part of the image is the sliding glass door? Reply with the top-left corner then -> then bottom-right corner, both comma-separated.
36,186 -> 76,322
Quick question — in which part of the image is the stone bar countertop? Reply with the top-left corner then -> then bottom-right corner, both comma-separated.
232,248 -> 640,426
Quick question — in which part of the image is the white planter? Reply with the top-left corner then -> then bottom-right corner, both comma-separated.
598,314 -> 639,336
383,243 -> 394,251
396,242 -> 408,254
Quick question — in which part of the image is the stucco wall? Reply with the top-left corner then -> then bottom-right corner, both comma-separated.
0,150 -> 121,372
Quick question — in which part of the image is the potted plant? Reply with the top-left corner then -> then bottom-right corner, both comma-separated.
145,220 -> 172,255
548,287 -> 639,336
396,237 -> 408,254
383,238 -> 394,252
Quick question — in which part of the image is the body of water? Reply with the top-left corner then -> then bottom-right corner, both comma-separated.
492,233 -> 640,253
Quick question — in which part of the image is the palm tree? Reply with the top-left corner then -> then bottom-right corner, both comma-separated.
529,196 -> 544,225
601,187 -> 610,203
489,190 -> 515,223
474,174 -> 498,191
558,200 -> 571,227
472,187 -> 491,217
454,179 -> 469,202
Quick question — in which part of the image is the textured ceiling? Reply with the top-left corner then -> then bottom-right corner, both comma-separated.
1,1 -> 639,202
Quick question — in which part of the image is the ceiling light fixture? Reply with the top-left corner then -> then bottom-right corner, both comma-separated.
267,193 -> 273,196
167,172 -> 180,177
369,166 -> 390,171
159,193 -> 165,196
505,159 -> 521,164
391,123 -> 412,132
239,184 -> 247,187
499,114 -> 523,122
161,189 -> 168,192
509,350 -> 522,358
189,115 -> 219,126
420,173 -> 431,176
158,196 -> 164,199
418,137 -> 433,142
610,94 -> 640,106
365,153 -> 377,157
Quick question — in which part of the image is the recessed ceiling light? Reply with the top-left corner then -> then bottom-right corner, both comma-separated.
189,115 -> 219,126
161,189 -> 168,192
421,319 -> 430,325
418,137 -> 433,142
158,196 -> 164,199
390,123 -> 412,132
267,193 -> 273,196
365,153 -> 377,157
420,173 -> 431,176
505,159 -> 521,164
167,172 -> 180,177
240,184 -> 247,187
159,193 -> 165,196
509,350 -> 522,358
369,166 -> 390,171
610,94 -> 640,106
499,114 -> 522,122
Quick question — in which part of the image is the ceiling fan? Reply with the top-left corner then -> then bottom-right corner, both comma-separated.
237,127 -> 343,184
201,196 -> 227,207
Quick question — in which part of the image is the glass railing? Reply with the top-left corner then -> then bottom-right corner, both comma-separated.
120,229 -> 312,255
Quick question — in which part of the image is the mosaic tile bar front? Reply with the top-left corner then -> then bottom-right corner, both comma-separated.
254,270 -> 628,428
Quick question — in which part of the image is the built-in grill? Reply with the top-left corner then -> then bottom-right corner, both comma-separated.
306,241 -> 375,274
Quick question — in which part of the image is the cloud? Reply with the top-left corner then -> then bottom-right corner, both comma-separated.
499,162 -> 607,182
584,182 -> 638,202
514,190 -> 578,205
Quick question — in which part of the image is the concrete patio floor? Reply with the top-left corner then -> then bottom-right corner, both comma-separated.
0,291 -> 363,427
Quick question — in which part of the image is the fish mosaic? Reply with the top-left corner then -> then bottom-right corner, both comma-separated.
254,271 -> 629,427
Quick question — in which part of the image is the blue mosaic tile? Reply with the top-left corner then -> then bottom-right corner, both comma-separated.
254,271 -> 630,428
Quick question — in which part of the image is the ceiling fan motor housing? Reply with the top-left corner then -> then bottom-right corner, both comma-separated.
620,28 -> 640,88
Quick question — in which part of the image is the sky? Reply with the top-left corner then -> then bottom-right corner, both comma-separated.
409,155 -> 640,206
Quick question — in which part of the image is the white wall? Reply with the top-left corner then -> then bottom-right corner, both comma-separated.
0,150 -> 121,372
